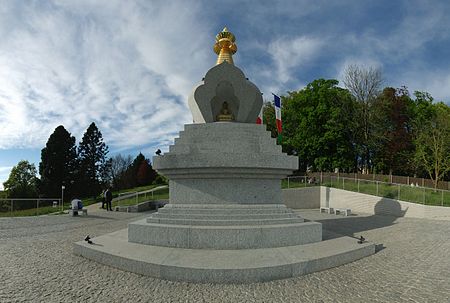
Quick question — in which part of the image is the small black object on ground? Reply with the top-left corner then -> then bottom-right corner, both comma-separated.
357,236 -> 365,244
85,235 -> 93,244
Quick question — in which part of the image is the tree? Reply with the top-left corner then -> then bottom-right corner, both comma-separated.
343,64 -> 383,173
343,64 -> 383,103
109,154 -> 133,191
39,125 -> 78,199
122,153 -> 158,188
371,87 -> 414,175
136,160 -> 156,186
78,122 -> 109,198
3,160 -> 39,199
414,102 -> 450,189
282,79 -> 358,172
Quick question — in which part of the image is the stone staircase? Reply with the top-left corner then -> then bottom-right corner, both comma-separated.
128,204 -> 321,250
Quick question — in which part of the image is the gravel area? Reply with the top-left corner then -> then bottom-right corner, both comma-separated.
1,206 -> 449,302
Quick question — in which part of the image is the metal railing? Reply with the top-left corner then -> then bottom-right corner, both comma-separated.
284,175 -> 450,207
0,198 -> 63,216
309,172 -> 450,191
113,186 -> 169,208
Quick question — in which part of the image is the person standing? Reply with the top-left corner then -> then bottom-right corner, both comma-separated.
101,189 -> 106,209
105,188 -> 113,211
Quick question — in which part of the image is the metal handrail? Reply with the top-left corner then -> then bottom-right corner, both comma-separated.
284,175 -> 450,206
113,185 -> 168,204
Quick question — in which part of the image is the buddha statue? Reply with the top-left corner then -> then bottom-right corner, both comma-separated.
216,101 -> 234,122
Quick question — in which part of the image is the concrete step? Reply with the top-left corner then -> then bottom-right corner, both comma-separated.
128,219 -> 322,249
150,212 -> 300,220
74,228 -> 376,283
158,205 -> 294,215
146,217 -> 304,226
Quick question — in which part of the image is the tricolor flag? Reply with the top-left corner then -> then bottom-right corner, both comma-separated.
273,93 -> 282,143
256,106 -> 263,124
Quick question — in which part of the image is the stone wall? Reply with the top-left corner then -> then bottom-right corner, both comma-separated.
282,187 -> 320,209
282,186 -> 450,220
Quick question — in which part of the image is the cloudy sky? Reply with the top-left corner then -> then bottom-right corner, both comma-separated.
1,0 -> 450,189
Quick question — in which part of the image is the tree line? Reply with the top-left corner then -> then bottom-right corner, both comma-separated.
3,122 -> 164,201
263,65 -> 450,189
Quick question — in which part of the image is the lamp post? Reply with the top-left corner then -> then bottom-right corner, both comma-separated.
61,185 -> 65,212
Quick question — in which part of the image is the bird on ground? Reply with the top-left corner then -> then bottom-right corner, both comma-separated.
357,236 -> 365,244
85,235 -> 93,244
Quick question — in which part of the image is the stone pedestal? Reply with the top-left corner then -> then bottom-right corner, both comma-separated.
74,123 -> 375,283
126,123 -> 321,250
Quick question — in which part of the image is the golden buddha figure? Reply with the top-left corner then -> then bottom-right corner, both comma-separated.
216,101 -> 234,122
213,27 -> 237,65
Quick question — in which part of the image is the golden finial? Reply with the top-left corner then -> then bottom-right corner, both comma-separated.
213,27 -> 237,65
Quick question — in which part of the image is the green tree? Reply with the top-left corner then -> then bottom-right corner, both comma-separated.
414,102 -> 450,189
371,87 -> 414,175
78,122 -> 109,198
39,125 -> 78,198
3,160 -> 39,199
282,79 -> 358,172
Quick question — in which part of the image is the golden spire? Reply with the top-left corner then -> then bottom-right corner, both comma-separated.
213,27 -> 237,65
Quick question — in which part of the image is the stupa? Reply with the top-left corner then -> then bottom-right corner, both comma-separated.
74,28 -> 375,283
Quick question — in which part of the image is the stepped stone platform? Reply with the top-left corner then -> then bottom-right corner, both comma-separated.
74,203 -> 375,283
74,228 -> 375,283
128,204 -> 321,249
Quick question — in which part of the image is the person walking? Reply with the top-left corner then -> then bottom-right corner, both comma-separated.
105,187 -> 113,211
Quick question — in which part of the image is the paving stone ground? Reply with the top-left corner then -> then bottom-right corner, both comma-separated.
1,204 -> 449,303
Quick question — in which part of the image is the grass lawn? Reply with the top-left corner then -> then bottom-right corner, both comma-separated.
0,199 -> 64,217
115,184 -> 166,197
113,187 -> 169,207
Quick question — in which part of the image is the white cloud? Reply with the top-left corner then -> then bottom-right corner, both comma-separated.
0,166 -> 13,191
1,0 -> 449,159
268,36 -> 324,84
0,1 -> 212,151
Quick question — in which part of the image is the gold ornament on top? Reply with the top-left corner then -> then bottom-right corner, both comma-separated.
213,27 -> 237,65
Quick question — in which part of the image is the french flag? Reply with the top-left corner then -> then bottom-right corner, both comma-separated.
273,94 -> 282,140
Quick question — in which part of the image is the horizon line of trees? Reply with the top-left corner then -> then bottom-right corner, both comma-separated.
2,122 -> 165,203
262,65 -> 450,189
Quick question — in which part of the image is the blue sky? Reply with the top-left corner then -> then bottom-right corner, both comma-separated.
1,0 -> 450,189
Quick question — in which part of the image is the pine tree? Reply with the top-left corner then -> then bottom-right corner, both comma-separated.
39,125 -> 78,199
78,122 -> 109,198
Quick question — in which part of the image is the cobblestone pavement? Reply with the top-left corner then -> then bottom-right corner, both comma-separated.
1,206 -> 450,303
